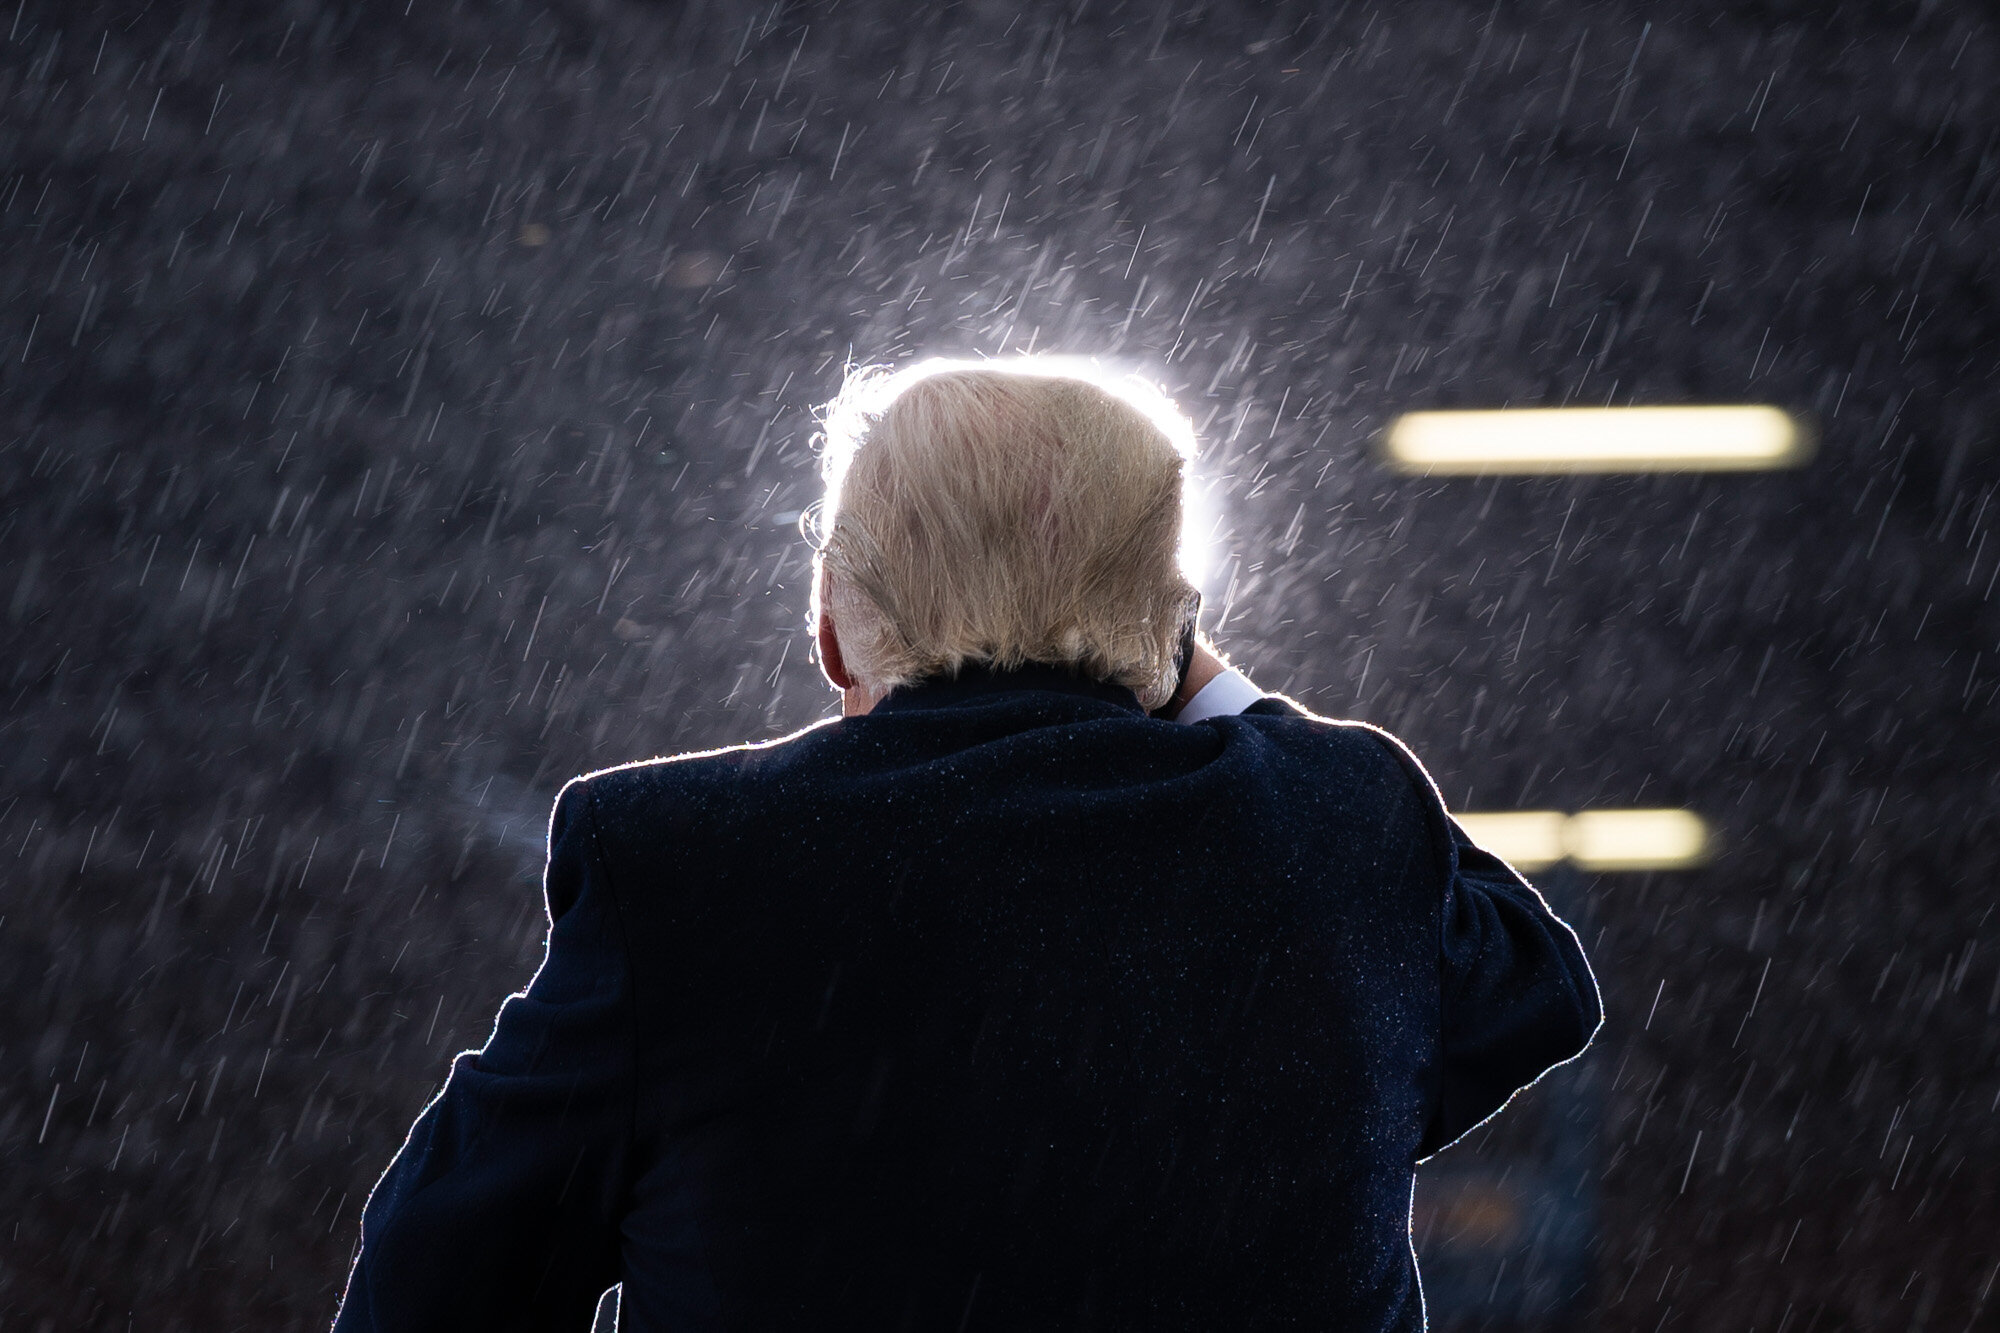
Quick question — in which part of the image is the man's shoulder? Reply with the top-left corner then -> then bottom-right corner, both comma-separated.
1219,695 -> 1445,804
553,695 -> 1438,833
1234,692 -> 1420,754
564,717 -> 843,806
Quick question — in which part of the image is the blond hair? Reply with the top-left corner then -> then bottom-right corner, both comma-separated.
812,358 -> 1198,710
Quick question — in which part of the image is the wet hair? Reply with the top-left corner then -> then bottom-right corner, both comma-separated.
811,357 -> 1199,710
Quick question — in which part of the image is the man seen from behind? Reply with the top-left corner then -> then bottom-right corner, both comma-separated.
332,358 -> 1602,1331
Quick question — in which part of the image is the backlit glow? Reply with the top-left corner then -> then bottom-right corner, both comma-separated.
1178,472 -> 1225,593
1382,406 -> 1809,474
1454,808 -> 1712,872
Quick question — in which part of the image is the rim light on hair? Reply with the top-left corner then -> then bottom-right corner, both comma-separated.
812,357 -> 1200,710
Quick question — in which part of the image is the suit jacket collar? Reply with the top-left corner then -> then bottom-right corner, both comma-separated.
872,662 -> 1145,716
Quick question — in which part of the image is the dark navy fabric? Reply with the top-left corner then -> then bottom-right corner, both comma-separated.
334,666 -> 1600,1331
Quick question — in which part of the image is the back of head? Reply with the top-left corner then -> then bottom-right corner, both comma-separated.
815,359 -> 1198,711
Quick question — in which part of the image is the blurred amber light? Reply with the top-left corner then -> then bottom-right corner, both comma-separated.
1382,406 -> 1810,474
1451,811 -> 1568,870
1454,808 -> 1713,872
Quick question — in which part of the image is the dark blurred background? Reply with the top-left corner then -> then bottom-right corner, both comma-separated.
4,1 -> 1996,1328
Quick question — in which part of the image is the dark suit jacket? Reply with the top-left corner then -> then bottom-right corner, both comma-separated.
332,665 -> 1599,1332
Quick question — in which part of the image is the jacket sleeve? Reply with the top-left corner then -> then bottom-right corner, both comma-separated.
1415,787 -> 1602,1158
1249,698 -> 1602,1155
332,779 -> 633,1332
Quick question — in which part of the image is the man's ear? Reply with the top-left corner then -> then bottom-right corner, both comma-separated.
817,611 -> 856,691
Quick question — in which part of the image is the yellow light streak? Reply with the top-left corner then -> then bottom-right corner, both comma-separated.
1451,811 -> 1568,870
1564,808 -> 1711,870
1382,406 -> 1810,474
1452,808 -> 1713,872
